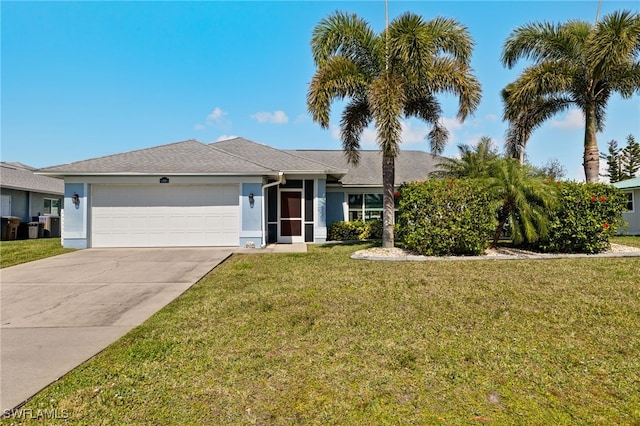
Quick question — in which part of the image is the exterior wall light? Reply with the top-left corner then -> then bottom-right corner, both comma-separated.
249,192 -> 255,207
71,193 -> 80,208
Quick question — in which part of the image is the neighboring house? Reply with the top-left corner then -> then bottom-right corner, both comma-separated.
613,177 -> 640,235
1,162 -> 64,237
38,137 -> 441,249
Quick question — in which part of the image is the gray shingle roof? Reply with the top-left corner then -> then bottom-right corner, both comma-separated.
38,140 -> 275,175
1,162 -> 64,194
288,149 -> 443,186
210,138 -> 346,175
36,137 -> 441,186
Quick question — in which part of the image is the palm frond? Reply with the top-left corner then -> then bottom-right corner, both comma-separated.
424,57 -> 482,120
428,122 -> 450,155
339,98 -> 371,165
587,10 -> 640,77
604,63 -> 640,98
369,74 -> 404,158
503,61 -> 575,108
311,11 -> 380,72
307,56 -> 369,128
501,20 -> 589,68
502,88 -> 572,161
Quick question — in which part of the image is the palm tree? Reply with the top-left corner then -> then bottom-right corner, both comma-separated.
435,136 -> 499,178
501,10 -> 640,182
307,11 -> 481,248
487,159 -> 557,247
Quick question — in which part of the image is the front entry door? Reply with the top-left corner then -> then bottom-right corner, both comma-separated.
279,191 -> 303,243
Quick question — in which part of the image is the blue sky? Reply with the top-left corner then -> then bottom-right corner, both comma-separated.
2,1 -> 639,181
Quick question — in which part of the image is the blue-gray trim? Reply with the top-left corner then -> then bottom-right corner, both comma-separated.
242,183 -> 262,232
326,192 -> 345,225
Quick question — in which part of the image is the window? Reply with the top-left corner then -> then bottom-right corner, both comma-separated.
44,198 -> 60,215
626,192 -> 634,212
348,193 -> 395,221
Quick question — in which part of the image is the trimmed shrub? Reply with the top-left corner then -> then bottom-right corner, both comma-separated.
533,182 -> 627,253
327,219 -> 383,241
396,179 -> 497,256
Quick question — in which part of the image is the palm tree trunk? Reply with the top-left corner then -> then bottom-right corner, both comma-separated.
583,105 -> 600,183
492,208 -> 509,248
382,154 -> 395,248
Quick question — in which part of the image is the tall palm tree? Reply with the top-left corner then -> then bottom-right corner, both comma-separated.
501,10 -> 640,182
307,11 -> 481,248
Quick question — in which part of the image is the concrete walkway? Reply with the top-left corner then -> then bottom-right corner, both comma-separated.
0,248 -> 233,413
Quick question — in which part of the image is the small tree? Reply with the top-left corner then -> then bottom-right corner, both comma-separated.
538,159 -> 567,181
487,159 -> 557,247
600,140 -> 623,183
434,137 -> 499,179
621,134 -> 640,179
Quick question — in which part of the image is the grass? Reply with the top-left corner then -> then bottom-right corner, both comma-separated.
0,238 -> 74,268
3,243 -> 639,425
612,235 -> 640,248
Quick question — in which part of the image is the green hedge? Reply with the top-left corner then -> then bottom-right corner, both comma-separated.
533,182 -> 627,254
396,179 -> 497,256
327,219 -> 383,241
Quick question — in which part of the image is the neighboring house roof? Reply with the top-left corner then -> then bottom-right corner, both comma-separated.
289,149 -> 443,186
613,177 -> 640,190
0,162 -> 64,194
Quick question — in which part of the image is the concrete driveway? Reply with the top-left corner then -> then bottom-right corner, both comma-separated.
0,247 -> 232,413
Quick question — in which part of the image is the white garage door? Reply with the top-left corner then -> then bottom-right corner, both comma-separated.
91,185 -> 239,247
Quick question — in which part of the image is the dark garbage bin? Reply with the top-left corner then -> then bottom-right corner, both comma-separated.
39,215 -> 61,238
1,216 -> 21,241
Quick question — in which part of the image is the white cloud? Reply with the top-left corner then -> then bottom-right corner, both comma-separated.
195,107 -> 230,130
360,127 -> 378,146
206,107 -> 228,124
485,114 -> 498,122
399,121 -> 429,145
439,116 -> 464,133
550,108 -> 584,130
438,116 -> 465,145
251,110 -> 289,124
216,134 -> 237,142
294,114 -> 310,124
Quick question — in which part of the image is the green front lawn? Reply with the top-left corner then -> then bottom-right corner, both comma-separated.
5,243 -> 639,424
0,238 -> 74,268
612,235 -> 640,248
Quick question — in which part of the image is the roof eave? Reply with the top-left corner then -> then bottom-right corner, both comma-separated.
37,170 -> 349,179
0,183 -> 64,195
36,171 -> 275,177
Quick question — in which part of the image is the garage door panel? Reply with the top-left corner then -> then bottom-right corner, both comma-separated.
92,185 -> 239,247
